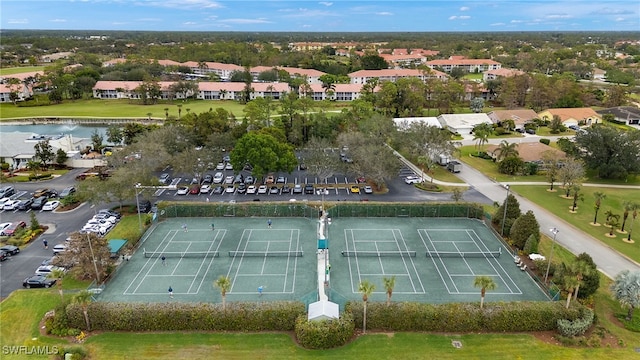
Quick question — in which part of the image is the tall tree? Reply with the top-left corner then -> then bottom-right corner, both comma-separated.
472,123 -> 492,155
510,210 -> 540,249
557,158 -> 585,197
48,268 -> 66,300
382,276 -> 396,306
494,140 -> 519,162
214,276 -> 231,311
627,204 -> 639,242
473,276 -> 497,309
302,137 -> 341,185
106,125 -> 123,145
574,126 -> 640,179
561,266 -> 580,309
610,270 -> 640,321
541,150 -> 562,191
358,280 -> 375,334
91,129 -> 104,152
604,210 -> 620,236
570,184 -> 584,212
571,259 -> 594,301
33,140 -> 55,170
592,191 -> 606,224
73,290 -> 93,331
620,201 -> 636,232
230,131 -> 297,179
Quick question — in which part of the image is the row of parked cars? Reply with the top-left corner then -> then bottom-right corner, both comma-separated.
0,186 -> 76,212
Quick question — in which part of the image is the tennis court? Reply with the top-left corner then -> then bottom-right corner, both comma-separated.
328,217 -> 549,305
97,217 -> 318,303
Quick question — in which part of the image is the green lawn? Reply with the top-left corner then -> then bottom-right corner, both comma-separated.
511,185 -> 640,263
0,66 -> 45,75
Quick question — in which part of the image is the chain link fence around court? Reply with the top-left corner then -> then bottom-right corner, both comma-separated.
328,203 -> 484,219
156,201 -> 319,219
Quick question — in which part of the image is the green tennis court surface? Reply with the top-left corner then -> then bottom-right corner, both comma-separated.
97,216 -> 548,306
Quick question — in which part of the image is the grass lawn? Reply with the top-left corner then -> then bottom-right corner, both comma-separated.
511,185 -> 640,263
0,66 -> 45,75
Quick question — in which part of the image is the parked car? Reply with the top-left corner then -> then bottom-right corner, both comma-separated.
350,185 -> 360,194
189,185 -> 200,194
0,245 -> 20,255
0,186 -> 15,198
213,172 -> 224,184
224,176 -> 234,184
237,183 -> 247,194
244,176 -> 255,185
200,184 -> 212,194
246,185 -> 257,194
52,244 -> 67,255
293,184 -> 303,194
269,186 -> 280,194
43,200 -> 60,211
215,162 -> 225,170
16,198 -> 34,211
304,184 -> 315,194
159,173 -> 171,185
281,184 -> 290,194
257,185 -> 268,194
276,176 -> 286,184
202,174 -> 213,184
176,186 -> 189,195
0,222 -> 12,233
265,175 -> 275,184
97,209 -> 121,219
35,265 -> 66,276
526,128 -> 536,135
233,174 -> 244,184
92,213 -> 119,224
364,186 -> 373,194
33,188 -> 53,198
225,185 -> 235,194
225,163 -> 233,170
3,199 -> 21,211
59,186 -> 76,198
213,186 -> 224,195
0,250 -> 8,261
23,274 -> 56,288
137,199 -> 152,213
404,176 -> 422,184
30,196 -> 48,210
1,221 -> 26,236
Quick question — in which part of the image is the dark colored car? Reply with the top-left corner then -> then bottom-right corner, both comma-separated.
202,174 -> 213,184
236,183 -> 247,194
17,198 -> 34,211
213,186 -> 224,195
59,186 -> 76,198
0,245 -> 20,255
138,199 -> 152,213
23,274 -> 56,288
31,196 -> 48,210
0,250 -> 8,261
304,184 -> 315,194
281,184 -> 291,194
269,186 -> 280,194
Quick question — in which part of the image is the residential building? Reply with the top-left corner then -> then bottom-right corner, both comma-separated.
487,109 -> 539,130
426,57 -> 501,73
305,83 -> 368,101
348,68 -> 447,84
483,68 -> 526,81
437,113 -> 493,135
597,106 -> 640,126
197,82 -> 289,101
393,117 -> 442,131
538,107 -> 601,126
250,66 -> 326,84
0,83 -> 32,103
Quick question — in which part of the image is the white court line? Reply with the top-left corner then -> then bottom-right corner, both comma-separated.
393,229 -> 425,293
125,230 -> 179,295
465,229 -> 522,294
452,242 -> 475,275
189,230 -> 226,294
228,229 -> 252,293
419,229 -> 458,293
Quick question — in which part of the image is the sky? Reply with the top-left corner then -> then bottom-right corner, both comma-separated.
1,0 -> 638,32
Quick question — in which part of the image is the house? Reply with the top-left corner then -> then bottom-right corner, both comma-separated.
485,142 -> 566,163
393,117 -> 442,131
0,83 -> 32,103
250,66 -> 326,84
197,82 -> 289,101
379,53 -> 427,67
0,132 -> 92,170
437,113 -> 492,135
487,109 -> 539,130
483,68 -> 526,81
305,83 -> 369,101
93,81 -> 194,100
538,107 -> 601,126
348,68 -> 447,84
426,57 -> 501,73
597,106 -> 640,126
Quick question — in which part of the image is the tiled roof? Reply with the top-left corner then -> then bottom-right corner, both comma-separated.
308,83 -> 365,93
484,68 -> 525,77
349,68 -> 447,78
486,142 -> 566,162
427,58 -> 501,66
487,109 -> 539,124
540,107 -> 601,121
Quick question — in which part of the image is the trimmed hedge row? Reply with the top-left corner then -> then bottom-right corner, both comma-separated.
295,314 -> 355,349
557,308 -> 594,337
346,301 -> 582,332
65,301 -> 305,331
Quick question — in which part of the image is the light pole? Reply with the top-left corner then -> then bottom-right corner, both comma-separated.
86,233 -> 101,285
135,183 -> 142,233
544,227 -> 559,284
501,184 -> 510,237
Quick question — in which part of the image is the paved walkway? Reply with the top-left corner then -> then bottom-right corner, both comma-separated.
395,150 -> 640,278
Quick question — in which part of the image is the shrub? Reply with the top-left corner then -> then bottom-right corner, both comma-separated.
539,138 -> 551,145
557,308 -> 594,337
55,345 -> 88,360
295,313 -> 355,349
523,234 -> 539,255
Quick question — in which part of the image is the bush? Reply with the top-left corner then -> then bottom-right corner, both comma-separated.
557,308 -> 594,337
28,173 -> 53,181
55,346 -> 88,360
346,301 -> 581,332
295,313 -> 355,349
539,138 -> 551,145
65,301 -> 305,331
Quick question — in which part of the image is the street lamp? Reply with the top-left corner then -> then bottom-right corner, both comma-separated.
544,227 -> 559,284
501,184 -> 510,237
135,183 -> 142,233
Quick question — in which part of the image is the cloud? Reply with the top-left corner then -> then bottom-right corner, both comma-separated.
302,24 -> 312,28
615,17 -> 625,22
217,18 -> 272,24
141,0 -> 223,10
545,13 -> 572,19
592,7 -> 634,15
137,18 -> 162,22
376,12 -> 393,16
279,9 -> 339,18
49,19 -> 67,23
450,15 -> 471,20
319,1 -> 333,6
7,19 -> 28,24
183,22 -> 197,25
490,22 -> 505,26
460,6 -> 470,11
510,20 -> 523,23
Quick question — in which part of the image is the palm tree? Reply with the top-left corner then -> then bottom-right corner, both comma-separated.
472,124 -> 491,155
570,185 -> 583,212
627,204 -> 639,242
177,104 -> 183,118
605,210 -> 621,236
571,260 -> 594,301
358,280 -> 375,334
610,270 -> 640,321
473,276 -> 497,309
563,271 -> 580,309
73,290 -> 93,331
214,275 -> 231,310
48,268 -> 66,300
494,140 -> 519,162
592,191 -> 606,224
164,107 -> 169,119
620,201 -> 634,232
382,276 -> 396,306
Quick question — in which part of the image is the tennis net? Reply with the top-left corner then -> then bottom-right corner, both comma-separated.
341,251 -> 417,257
228,251 -> 304,257
143,249 -> 220,258
426,248 -> 501,258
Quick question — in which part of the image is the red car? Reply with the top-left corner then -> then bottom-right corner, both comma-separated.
1,221 -> 26,236
189,185 -> 200,194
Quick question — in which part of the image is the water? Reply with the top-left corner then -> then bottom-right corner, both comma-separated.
0,124 -> 110,138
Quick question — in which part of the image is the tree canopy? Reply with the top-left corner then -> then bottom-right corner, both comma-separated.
230,131 -> 297,178
574,126 -> 640,179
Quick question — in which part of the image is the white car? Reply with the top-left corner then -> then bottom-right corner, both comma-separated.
42,200 -> 60,211
257,185 -> 268,194
225,185 -> 235,193
35,265 -> 67,276
215,162 -> 225,170
92,214 -> 118,224
52,244 -> 67,255
3,199 -> 21,211
404,176 -> 422,184
200,184 -> 212,194
85,218 -> 114,229
213,172 -> 224,184
364,186 -> 373,194
224,176 -> 234,184
246,185 -> 257,194
0,222 -> 11,233
176,186 -> 189,195
225,163 -> 233,170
